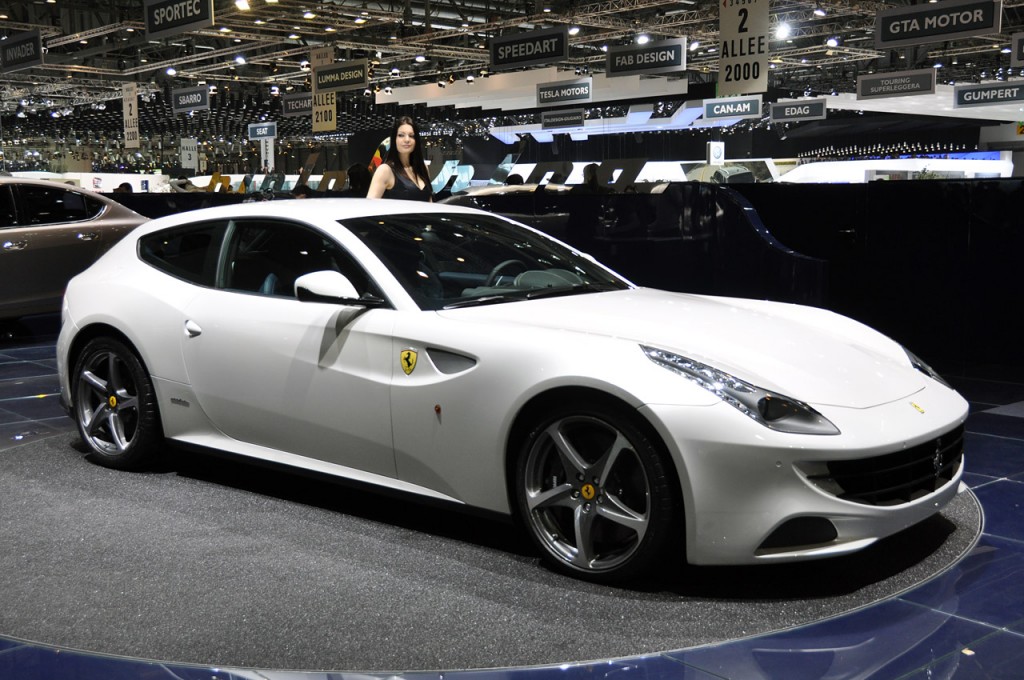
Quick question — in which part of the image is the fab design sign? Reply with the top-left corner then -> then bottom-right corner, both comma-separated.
0,30 -> 43,73
857,69 -> 936,100
770,98 -> 827,122
491,26 -> 569,70
718,0 -> 769,96
954,82 -> 1024,107
537,78 -> 592,106
703,95 -> 763,120
606,38 -> 687,77
875,0 -> 1001,48
171,86 -> 210,114
144,0 -> 214,40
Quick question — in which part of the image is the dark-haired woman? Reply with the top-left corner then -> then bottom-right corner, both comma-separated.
367,116 -> 433,202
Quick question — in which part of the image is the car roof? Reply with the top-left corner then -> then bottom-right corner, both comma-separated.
0,175 -> 108,193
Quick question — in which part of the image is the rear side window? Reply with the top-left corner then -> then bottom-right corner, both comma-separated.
16,185 -> 105,224
138,222 -> 225,287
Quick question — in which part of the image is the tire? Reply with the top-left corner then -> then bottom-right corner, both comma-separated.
514,398 -> 681,583
72,337 -> 162,470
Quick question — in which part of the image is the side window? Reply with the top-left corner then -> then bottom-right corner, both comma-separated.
138,221 -> 225,287
0,186 -> 16,228
16,185 -> 100,224
221,220 -> 377,299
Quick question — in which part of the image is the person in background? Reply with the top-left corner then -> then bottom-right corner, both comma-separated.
505,173 -> 524,185
170,176 -> 201,192
113,182 -> 133,193
367,115 -> 433,202
290,183 -> 318,199
570,163 -> 613,194
341,163 -> 372,197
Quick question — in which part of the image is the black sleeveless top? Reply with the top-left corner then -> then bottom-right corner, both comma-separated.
384,169 -> 433,202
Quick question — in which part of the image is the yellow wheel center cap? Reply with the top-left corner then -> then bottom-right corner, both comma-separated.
581,483 -> 596,501
108,395 -> 117,408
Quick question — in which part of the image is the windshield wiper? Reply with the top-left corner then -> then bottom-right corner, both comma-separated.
442,293 -> 530,309
525,282 -> 621,300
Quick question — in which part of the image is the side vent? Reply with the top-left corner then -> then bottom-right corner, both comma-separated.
427,348 -> 477,375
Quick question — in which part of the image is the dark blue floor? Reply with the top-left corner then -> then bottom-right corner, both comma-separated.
2,326 -> 1022,679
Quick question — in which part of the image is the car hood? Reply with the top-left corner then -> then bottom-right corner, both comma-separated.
437,288 -> 925,408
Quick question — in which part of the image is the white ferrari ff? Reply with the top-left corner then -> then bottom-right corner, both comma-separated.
57,199 -> 968,582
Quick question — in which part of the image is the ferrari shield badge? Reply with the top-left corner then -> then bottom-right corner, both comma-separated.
400,349 -> 418,375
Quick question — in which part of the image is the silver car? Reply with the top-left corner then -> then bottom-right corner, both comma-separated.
0,177 -> 147,319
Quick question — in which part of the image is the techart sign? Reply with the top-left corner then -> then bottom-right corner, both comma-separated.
281,92 -> 313,118
875,0 -> 1001,48
491,26 -> 568,70
770,98 -> 827,122
537,78 -> 592,106
606,38 -> 687,77
0,30 -> 43,73
171,86 -> 210,114
144,0 -> 214,40
857,69 -> 936,100
703,95 -> 762,120
954,82 -> 1024,107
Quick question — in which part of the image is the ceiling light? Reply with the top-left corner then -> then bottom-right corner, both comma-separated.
437,80 -> 446,88
636,33 -> 650,45
466,74 -> 474,83
689,40 -> 699,51
219,27 -> 231,32
234,55 -> 246,64
826,36 -> 839,47
1001,46 -> 1012,53
776,22 -> 792,39
325,26 -> 335,32
813,2 -> 826,16
354,16 -> 367,24
234,0 -> 250,9
383,85 -> 393,94
166,66 -> 177,76
568,26 -> 580,36
303,11 -> 316,18
390,66 -> 400,76
288,33 -> 299,39
415,54 -> 426,62
933,61 -> 943,68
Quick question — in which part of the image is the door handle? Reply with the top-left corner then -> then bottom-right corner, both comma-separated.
184,320 -> 203,338
76,232 -> 99,241
2,240 -> 28,251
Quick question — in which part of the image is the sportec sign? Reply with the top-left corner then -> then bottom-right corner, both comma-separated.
145,0 -> 214,40
875,0 -> 1001,48
0,30 -> 43,73
606,38 -> 687,77
491,26 -> 568,70
954,82 -> 1024,107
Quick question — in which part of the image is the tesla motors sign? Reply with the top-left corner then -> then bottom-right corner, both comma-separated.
145,0 -> 214,40
875,0 -> 1001,48
0,30 -> 43,73
491,26 -> 569,70
537,78 -> 592,106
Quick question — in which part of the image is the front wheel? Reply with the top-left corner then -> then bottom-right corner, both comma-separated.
72,337 -> 162,470
514,399 -> 680,582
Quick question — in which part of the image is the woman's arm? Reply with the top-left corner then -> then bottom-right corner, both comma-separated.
366,164 -> 394,199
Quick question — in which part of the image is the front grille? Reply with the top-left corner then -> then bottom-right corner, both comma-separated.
807,425 -> 964,506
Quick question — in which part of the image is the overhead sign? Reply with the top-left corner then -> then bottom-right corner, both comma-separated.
313,60 -> 369,93
1013,32 -> 1024,68
123,83 -> 140,149
144,0 -> 214,40
770,98 -> 827,122
703,95 -> 763,120
541,109 -> 585,129
537,78 -> 592,106
311,47 -> 336,133
281,92 -> 312,118
954,82 -> 1024,108
606,38 -> 687,77
718,0 -> 769,96
0,30 -> 43,73
171,86 -> 210,113
707,141 -> 725,166
248,122 -> 277,139
491,26 -> 569,70
180,137 -> 199,172
875,0 -> 1001,48
857,69 -> 936,100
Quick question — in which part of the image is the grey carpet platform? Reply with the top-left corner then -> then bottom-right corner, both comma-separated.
0,432 -> 981,673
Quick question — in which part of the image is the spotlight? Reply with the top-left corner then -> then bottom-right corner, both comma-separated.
776,22 -> 792,39
415,54 -> 426,62
270,85 -> 279,95
568,25 -> 580,36
466,74 -> 474,83
390,66 -> 400,76
826,36 -> 839,48
813,2 -> 826,16
636,33 -> 650,45
383,85 -> 393,94
437,80 -> 446,88
234,0 -> 250,9
299,60 -> 310,71
689,41 -> 699,51
234,55 -> 246,65
166,66 -> 177,76
363,87 -> 372,96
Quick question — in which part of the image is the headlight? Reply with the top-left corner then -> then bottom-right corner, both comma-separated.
904,347 -> 951,388
642,345 -> 840,435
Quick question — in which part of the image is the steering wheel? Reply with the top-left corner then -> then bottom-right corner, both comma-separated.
485,259 -> 528,286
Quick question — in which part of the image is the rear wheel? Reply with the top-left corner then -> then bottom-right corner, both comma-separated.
514,399 -> 680,582
72,337 -> 161,470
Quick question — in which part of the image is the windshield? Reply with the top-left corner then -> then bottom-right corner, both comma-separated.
341,212 -> 630,311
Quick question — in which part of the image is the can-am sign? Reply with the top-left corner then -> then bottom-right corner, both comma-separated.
875,0 -> 1001,48
703,95 -> 763,120
145,0 -> 214,40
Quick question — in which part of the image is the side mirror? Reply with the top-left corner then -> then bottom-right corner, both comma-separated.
294,271 -> 386,307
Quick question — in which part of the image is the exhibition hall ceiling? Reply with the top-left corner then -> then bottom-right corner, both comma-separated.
2,0 -> 1024,141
